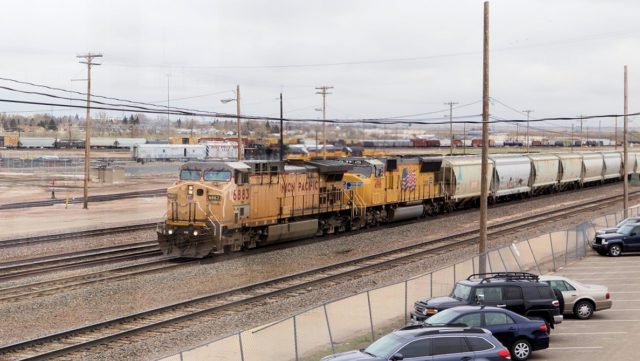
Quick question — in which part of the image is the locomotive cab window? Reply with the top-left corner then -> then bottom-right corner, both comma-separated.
234,171 -> 249,185
180,169 -> 202,181
203,170 -> 232,182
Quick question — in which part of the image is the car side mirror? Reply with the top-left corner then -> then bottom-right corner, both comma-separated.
390,353 -> 404,361
631,232 -> 637,236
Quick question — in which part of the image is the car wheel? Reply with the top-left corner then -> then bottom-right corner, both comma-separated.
574,300 -> 594,320
609,244 -> 622,257
511,338 -> 532,361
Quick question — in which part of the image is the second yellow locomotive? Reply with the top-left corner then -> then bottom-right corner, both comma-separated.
157,157 -> 444,257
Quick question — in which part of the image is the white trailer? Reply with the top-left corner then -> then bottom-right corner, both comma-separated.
203,141 -> 239,159
132,144 -> 206,162
115,138 -> 147,148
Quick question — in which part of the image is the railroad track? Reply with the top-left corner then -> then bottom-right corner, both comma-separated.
0,188 -> 166,210
0,189 -> 633,360
0,223 -> 156,249
0,242 -> 162,282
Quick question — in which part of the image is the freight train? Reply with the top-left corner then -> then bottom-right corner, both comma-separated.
157,151 -> 636,258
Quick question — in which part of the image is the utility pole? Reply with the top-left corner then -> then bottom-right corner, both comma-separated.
578,115 -> 584,147
167,73 -> 171,141
279,92 -> 284,161
463,122 -> 467,155
624,65 -> 629,217
236,85 -> 242,160
479,1 -> 490,273
523,109 -> 534,153
315,86 -> 333,160
445,101 -> 458,155
571,124 -> 574,152
77,53 -> 102,210
615,116 -> 618,150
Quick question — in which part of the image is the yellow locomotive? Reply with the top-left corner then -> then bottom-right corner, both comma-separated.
157,157 -> 444,257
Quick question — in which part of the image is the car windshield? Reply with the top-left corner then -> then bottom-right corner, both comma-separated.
364,333 -> 406,358
618,224 -> 634,235
616,218 -> 638,228
450,283 -> 472,300
180,169 -> 202,181
203,170 -> 231,182
424,308 -> 461,325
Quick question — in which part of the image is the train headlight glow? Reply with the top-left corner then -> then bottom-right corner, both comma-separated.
193,230 -> 199,236
188,185 -> 194,195
168,229 -> 173,235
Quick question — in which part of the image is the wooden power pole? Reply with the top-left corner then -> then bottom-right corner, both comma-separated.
523,109 -> 534,153
479,1 -> 490,272
77,53 -> 102,210
445,101 -> 458,155
237,85 -> 242,160
315,86 -> 333,160
624,65 -> 629,217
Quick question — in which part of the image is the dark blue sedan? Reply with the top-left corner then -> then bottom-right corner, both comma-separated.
418,306 -> 549,361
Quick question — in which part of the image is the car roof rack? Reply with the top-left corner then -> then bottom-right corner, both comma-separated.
467,272 -> 539,283
415,327 -> 486,336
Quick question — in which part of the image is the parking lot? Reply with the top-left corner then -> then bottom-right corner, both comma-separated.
534,253 -> 640,360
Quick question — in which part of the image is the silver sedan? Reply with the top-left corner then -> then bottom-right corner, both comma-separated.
540,275 -> 612,319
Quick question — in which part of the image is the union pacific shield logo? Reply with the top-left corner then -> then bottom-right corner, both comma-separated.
401,168 -> 416,191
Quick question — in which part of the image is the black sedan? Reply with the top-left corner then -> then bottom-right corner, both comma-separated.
417,305 -> 549,361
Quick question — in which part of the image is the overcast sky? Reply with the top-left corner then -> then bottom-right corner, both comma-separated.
0,0 -> 638,131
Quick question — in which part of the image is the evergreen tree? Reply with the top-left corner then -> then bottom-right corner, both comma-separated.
9,119 -> 17,130
122,116 -> 128,125
47,119 -> 58,131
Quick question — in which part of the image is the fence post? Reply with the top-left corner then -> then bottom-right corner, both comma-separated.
509,243 -> 524,272
238,332 -> 245,361
323,304 -> 335,354
293,315 -> 299,361
404,281 -> 408,324
527,240 -> 542,274
367,291 -> 375,341
497,248 -> 508,271
549,234 -> 556,272
564,230 -> 569,266
429,273 -> 433,299
453,263 -> 457,283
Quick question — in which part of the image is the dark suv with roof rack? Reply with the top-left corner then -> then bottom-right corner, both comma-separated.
411,272 -> 562,329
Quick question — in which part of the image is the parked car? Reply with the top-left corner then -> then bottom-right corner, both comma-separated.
540,275 -> 612,319
595,217 -> 640,235
415,306 -> 549,361
320,327 -> 511,361
592,223 -> 640,256
411,272 -> 562,330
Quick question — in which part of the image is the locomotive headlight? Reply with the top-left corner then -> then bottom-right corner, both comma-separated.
188,185 -> 194,195
167,229 -> 173,235
208,194 -> 221,201
193,230 -> 199,236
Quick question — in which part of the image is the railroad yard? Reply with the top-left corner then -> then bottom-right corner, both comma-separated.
0,167 -> 636,360
2,1 -> 640,360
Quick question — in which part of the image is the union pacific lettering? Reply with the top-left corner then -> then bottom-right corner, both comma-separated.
280,180 -> 319,194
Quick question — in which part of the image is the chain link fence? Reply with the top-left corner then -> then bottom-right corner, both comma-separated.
158,205 -> 640,361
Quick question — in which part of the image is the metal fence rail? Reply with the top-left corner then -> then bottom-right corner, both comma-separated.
158,205 -> 639,361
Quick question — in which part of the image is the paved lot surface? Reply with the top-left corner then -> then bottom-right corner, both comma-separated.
533,253 -> 640,360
